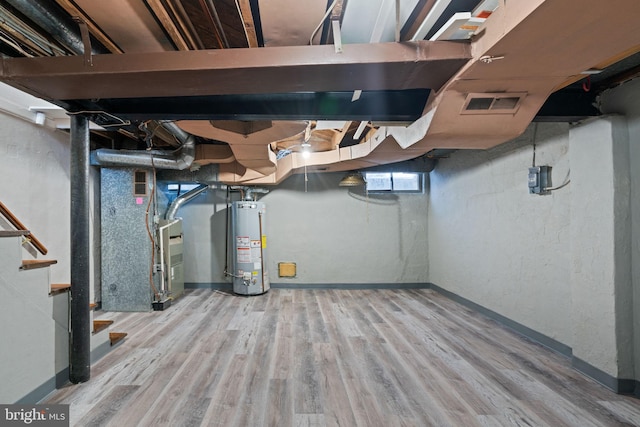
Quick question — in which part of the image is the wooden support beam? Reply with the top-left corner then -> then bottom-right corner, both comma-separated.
0,41 -> 470,101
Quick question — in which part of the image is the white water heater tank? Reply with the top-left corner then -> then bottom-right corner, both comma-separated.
231,201 -> 270,295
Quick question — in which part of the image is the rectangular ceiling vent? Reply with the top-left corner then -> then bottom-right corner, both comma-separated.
461,92 -> 526,115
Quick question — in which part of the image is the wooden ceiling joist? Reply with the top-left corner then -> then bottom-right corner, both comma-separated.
235,0 -> 259,48
168,0 -> 205,49
145,0 -> 192,50
400,0 -> 437,41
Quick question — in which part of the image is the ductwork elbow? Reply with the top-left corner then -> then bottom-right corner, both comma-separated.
92,121 -> 196,170
166,183 -> 209,220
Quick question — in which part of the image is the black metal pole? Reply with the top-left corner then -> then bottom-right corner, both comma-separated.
70,115 -> 91,383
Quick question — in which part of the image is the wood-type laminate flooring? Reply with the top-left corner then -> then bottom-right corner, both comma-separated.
46,288 -> 640,426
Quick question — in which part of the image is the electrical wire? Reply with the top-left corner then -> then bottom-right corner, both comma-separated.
545,169 -> 571,191
309,0 -> 339,45
531,122 -> 538,167
145,160 -> 161,301
224,185 -> 230,277
545,179 -> 571,191
66,110 -> 131,127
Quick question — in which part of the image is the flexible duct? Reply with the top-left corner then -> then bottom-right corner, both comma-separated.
92,121 -> 196,170
166,184 -> 209,220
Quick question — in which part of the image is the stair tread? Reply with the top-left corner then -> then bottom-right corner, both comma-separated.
109,332 -> 127,346
20,259 -> 57,270
93,319 -> 114,334
0,230 -> 30,237
49,283 -> 71,295
90,302 -> 97,309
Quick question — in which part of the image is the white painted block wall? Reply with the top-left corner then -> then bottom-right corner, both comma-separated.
428,123 -> 572,345
600,77 -> 640,383
179,173 -> 430,285
0,236 -> 68,403
429,113 -> 639,384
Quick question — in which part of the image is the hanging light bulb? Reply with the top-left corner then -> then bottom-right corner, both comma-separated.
301,141 -> 311,159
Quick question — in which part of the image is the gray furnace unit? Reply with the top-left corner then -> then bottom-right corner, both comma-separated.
158,219 -> 184,299
231,201 -> 269,295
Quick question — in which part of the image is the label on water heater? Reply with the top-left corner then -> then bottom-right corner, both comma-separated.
237,247 -> 251,263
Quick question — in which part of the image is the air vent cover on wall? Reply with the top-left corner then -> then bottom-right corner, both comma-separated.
461,92 -> 526,114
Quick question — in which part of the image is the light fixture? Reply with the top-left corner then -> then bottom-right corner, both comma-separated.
339,171 -> 366,187
301,141 -> 311,159
34,111 -> 45,126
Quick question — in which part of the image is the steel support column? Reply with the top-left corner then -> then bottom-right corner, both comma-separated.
70,115 -> 91,384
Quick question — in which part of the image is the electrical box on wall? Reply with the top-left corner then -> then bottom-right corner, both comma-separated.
528,166 -> 551,195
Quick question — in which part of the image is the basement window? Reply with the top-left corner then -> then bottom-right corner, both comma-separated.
365,172 -> 423,193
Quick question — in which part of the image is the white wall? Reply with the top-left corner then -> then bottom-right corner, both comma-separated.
428,123 -> 573,345
0,113 -> 71,284
600,77 -> 640,382
569,116 -> 632,378
0,112 -> 73,402
178,172 -> 430,285
428,99 -> 640,386
264,173 -> 429,284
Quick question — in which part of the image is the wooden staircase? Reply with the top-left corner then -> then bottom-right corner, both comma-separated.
93,319 -> 114,334
91,305 -> 127,347
109,332 -> 128,346
1,201 -> 128,401
20,259 -> 58,270
50,283 -> 71,296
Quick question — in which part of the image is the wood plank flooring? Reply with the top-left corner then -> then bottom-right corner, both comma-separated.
45,289 -> 640,426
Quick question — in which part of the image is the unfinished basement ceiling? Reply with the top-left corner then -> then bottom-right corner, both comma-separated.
1,0 -> 640,184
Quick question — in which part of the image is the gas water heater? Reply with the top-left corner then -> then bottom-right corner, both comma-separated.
231,200 -> 270,295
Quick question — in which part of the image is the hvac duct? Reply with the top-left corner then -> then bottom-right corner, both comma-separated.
92,121 -> 196,170
5,0 -> 107,55
166,184 -> 209,220
230,201 -> 269,295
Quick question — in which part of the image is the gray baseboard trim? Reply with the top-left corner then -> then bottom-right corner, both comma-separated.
55,367 -> 70,389
27,340 -> 128,403
18,366 -> 69,404
91,340 -> 112,365
571,357 -> 639,396
428,283 -> 572,357
271,282 -> 430,290
16,377 -> 56,404
186,282 -> 430,290
429,282 -> 640,397
185,282 -> 233,291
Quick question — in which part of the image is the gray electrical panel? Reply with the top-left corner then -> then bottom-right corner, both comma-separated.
528,166 -> 551,195
158,219 -> 184,299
